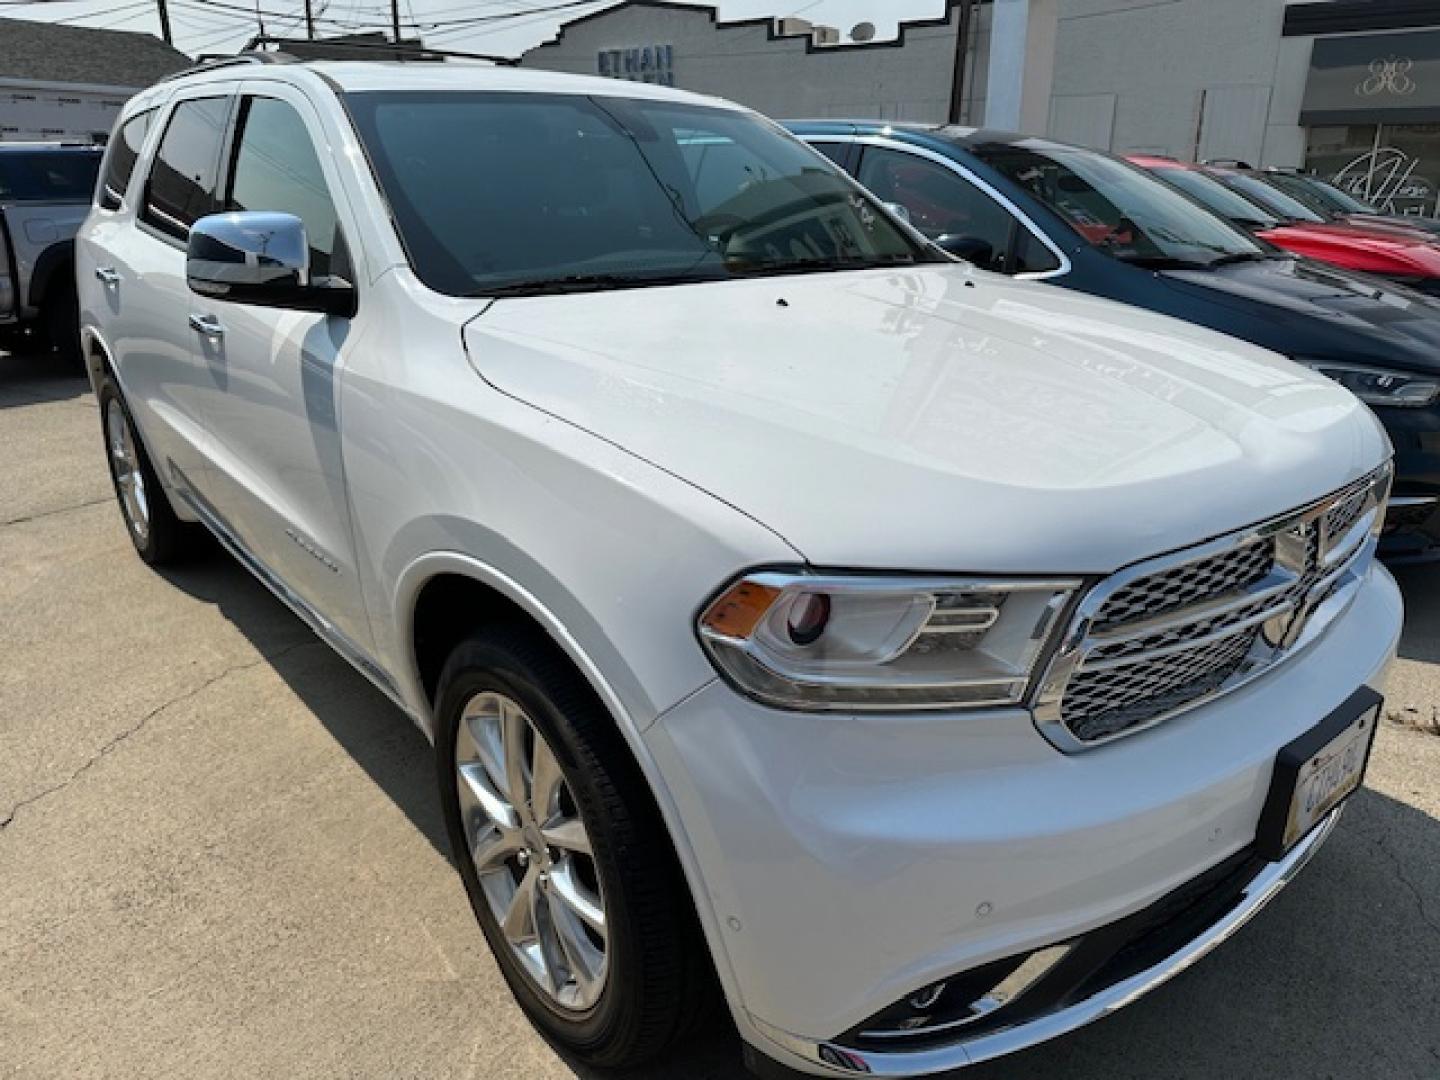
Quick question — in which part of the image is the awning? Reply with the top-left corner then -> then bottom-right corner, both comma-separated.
1301,29 -> 1440,125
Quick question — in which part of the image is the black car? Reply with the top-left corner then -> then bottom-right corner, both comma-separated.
786,121 -> 1440,559
1248,167 -> 1440,239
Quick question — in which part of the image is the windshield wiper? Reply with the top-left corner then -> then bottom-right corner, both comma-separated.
1112,254 -> 1212,270
1206,251 -> 1276,267
728,253 -> 920,277
476,271 -> 725,297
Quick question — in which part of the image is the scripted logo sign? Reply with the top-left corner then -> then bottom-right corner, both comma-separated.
1356,56 -> 1417,97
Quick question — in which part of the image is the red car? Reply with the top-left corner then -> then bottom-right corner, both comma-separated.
1130,155 -> 1440,290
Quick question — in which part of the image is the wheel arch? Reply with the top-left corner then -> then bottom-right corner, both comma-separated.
393,551 -> 748,1018
28,239 -> 75,310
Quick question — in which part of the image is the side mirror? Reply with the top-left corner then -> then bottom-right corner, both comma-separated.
936,234 -> 995,266
186,211 -> 355,318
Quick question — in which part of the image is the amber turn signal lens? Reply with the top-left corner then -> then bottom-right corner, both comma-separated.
700,580 -> 781,640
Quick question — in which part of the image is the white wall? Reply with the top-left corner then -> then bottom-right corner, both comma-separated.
520,3 -> 972,124
1048,0 -> 1303,164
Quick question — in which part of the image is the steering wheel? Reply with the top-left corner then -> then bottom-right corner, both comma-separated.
1096,215 -> 1139,249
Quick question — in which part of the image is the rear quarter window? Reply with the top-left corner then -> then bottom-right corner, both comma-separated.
99,109 -> 156,210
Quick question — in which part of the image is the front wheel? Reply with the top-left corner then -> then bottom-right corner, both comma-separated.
435,627 -> 715,1068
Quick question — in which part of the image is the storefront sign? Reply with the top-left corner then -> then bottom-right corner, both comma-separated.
1301,30 -> 1440,124
597,45 -> 675,86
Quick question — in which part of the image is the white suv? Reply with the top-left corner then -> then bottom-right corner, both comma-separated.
77,57 -> 1401,1078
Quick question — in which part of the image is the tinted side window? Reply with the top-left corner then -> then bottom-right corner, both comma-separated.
99,108 -> 155,210
857,147 -> 1015,272
809,142 -> 853,170
1012,229 -> 1061,274
142,97 -> 229,240
225,96 -> 341,277
0,152 -> 101,203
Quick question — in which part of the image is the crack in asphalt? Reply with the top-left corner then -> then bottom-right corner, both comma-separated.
1,496 -> 112,529
1372,834 -> 1440,939
0,640 -> 319,833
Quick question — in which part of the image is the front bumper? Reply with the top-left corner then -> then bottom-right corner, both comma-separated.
644,565 -> 1400,1076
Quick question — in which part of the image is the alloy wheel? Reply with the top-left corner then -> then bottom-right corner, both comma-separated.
454,691 -> 609,1011
105,398 -> 149,543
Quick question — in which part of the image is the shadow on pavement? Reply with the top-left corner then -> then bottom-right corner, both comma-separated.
158,544 -> 1440,1080
0,344 -> 88,408
157,543 -> 454,868
1391,561 -> 1440,664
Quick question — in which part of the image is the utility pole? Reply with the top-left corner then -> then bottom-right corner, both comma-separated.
304,0 -> 314,39
390,0 -> 401,45
155,0 -> 173,45
948,0 -> 972,124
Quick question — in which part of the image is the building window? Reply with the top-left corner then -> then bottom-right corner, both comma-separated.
1306,123 -> 1440,219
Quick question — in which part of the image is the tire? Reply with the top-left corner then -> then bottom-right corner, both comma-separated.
97,375 -> 195,565
42,275 -> 82,368
435,626 -> 716,1069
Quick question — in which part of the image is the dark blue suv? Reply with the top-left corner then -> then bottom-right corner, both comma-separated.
787,121 -> 1440,559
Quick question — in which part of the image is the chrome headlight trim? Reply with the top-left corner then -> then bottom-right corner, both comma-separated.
696,571 -> 1081,712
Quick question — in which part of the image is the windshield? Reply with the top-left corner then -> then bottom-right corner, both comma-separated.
344,92 -> 934,296
1216,172 -> 1326,223
1152,166 -> 1281,228
1261,172 -> 1348,216
972,140 -> 1268,266
1312,178 -> 1379,214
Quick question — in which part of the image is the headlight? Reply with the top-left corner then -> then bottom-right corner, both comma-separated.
696,572 -> 1079,711
1297,360 -> 1440,408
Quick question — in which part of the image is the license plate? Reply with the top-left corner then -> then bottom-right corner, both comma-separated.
1257,688 -> 1381,861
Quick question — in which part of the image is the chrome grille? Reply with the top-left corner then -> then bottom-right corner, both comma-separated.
1093,541 -> 1273,632
1034,467 -> 1391,751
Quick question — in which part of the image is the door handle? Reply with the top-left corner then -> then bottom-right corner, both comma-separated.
188,313 -> 225,339
94,267 -> 120,286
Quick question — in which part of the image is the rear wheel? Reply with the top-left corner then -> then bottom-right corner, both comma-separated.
98,376 -> 195,565
435,627 -> 716,1068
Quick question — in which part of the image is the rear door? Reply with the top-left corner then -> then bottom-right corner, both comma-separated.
98,90 -> 232,496
192,80 -> 370,647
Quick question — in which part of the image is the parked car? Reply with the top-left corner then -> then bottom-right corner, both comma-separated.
1252,168 -> 1440,238
787,123 -> 1440,558
80,61 -> 1401,1079
1132,156 -> 1440,289
0,142 -> 102,361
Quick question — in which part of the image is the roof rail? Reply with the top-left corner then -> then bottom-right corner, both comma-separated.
1201,158 -> 1255,170
157,51 -> 297,83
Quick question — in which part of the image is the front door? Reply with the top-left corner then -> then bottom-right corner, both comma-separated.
193,82 -> 371,649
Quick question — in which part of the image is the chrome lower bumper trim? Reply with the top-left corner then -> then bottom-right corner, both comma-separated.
752,806 -> 1344,1077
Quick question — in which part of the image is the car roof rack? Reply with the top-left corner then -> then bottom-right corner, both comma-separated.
157,51 -> 298,83
1202,158 -> 1255,169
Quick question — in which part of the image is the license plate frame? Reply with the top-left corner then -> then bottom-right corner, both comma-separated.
1256,686 -> 1382,862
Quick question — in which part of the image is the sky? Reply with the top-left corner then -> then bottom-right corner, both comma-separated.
0,0 -> 947,61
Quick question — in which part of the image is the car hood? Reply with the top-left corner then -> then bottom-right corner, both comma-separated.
1259,220 -> 1440,276
1158,256 -> 1440,367
462,265 -> 1386,573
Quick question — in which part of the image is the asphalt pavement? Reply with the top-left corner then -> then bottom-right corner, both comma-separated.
2,348 -> 1437,1080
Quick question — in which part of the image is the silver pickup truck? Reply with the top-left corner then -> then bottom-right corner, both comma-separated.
0,143 -> 102,362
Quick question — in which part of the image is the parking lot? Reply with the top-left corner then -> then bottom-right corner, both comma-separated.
1,346 -> 1438,1080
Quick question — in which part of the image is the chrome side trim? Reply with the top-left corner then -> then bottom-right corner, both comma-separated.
171,477 -> 415,721
753,807 -> 1344,1077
